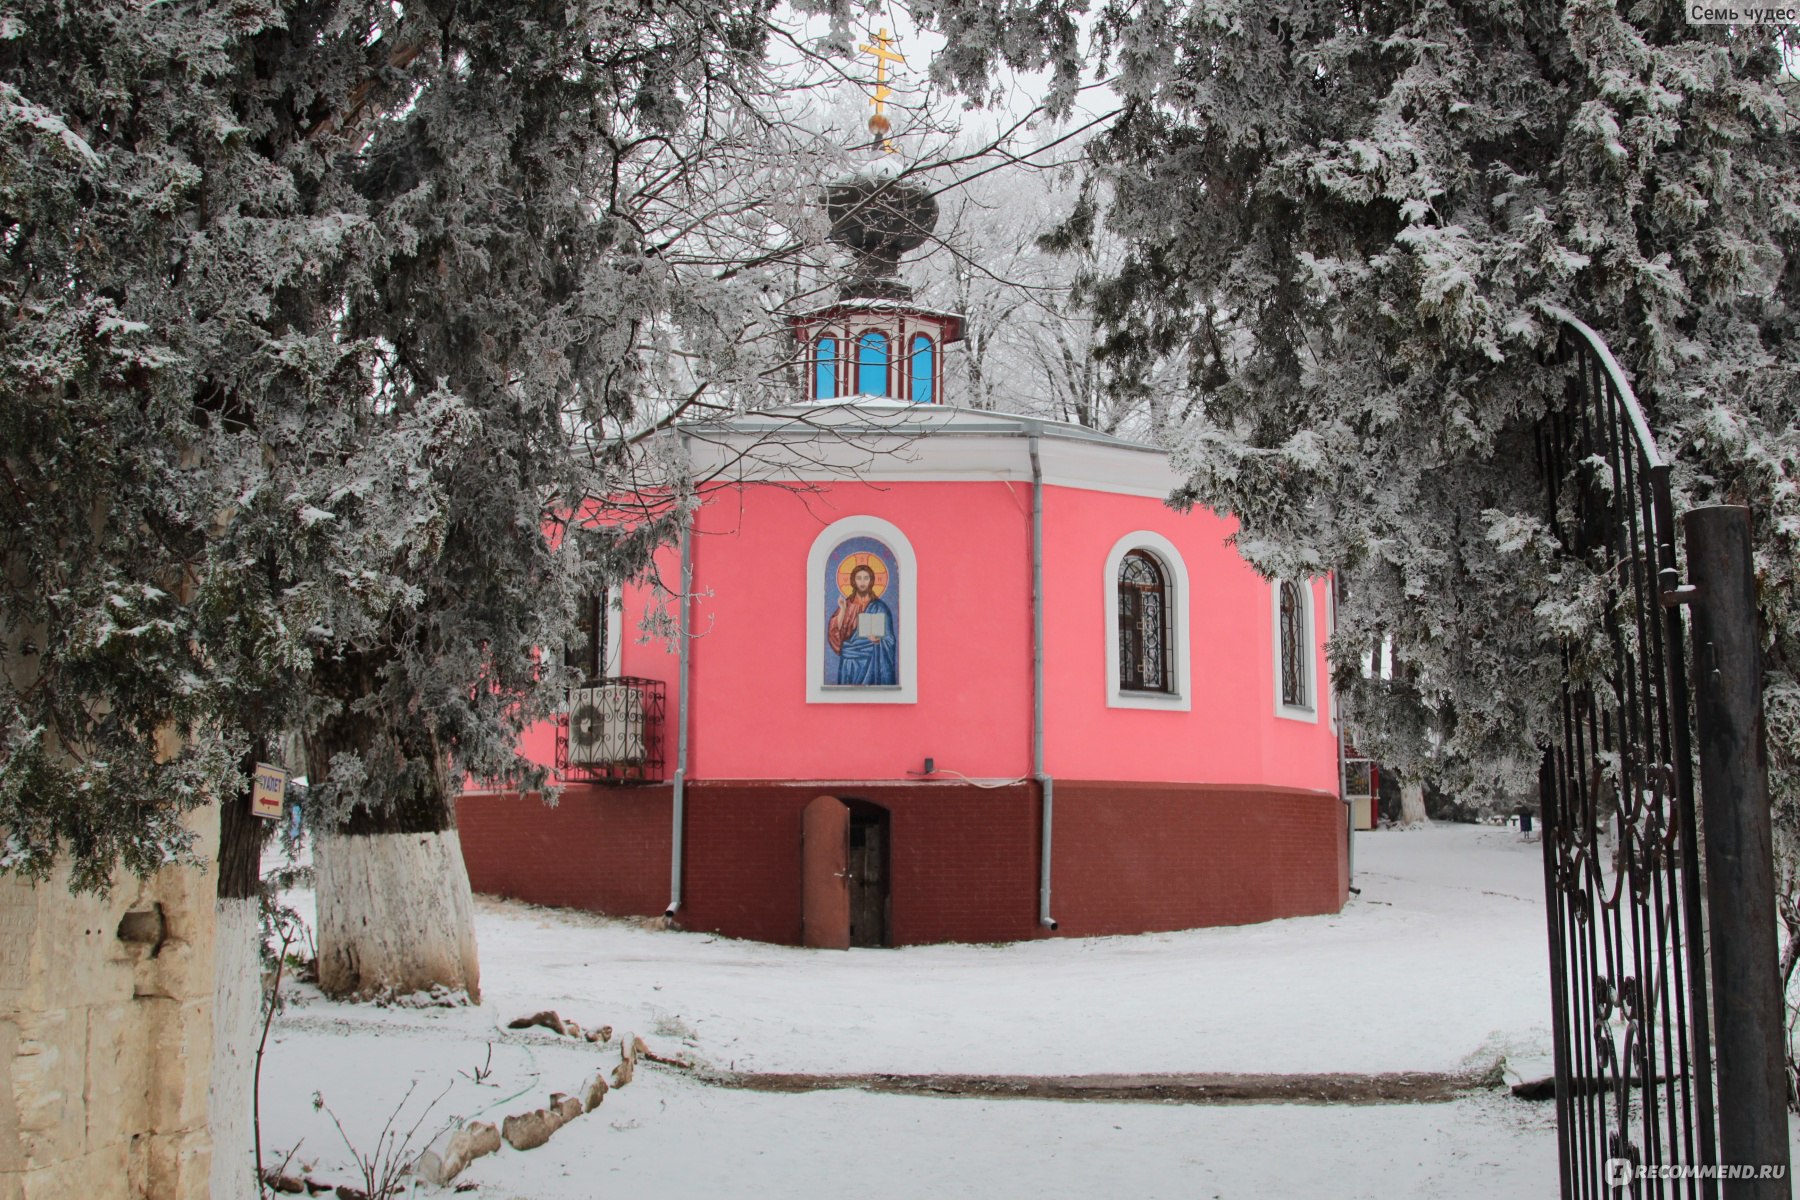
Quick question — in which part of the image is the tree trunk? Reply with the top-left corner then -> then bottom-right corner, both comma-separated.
312,818 -> 480,1002
210,748 -> 269,1200
1399,781 -> 1431,828
307,652 -> 481,1002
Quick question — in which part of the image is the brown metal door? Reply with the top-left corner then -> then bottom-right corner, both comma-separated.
848,812 -> 887,948
801,795 -> 850,950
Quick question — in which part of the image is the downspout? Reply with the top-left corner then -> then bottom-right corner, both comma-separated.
666,456 -> 693,920
1330,573 -> 1353,884
1030,434 -> 1058,931
1338,722 -> 1354,883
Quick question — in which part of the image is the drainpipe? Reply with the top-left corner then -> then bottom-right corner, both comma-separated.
1330,573 -> 1353,883
666,474 -> 693,920
1338,730 -> 1354,882
1029,434 -> 1058,931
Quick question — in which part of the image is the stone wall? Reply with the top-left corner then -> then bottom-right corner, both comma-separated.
0,803 -> 219,1200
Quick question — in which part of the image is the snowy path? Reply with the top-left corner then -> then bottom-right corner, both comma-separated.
259,824 -> 1568,1197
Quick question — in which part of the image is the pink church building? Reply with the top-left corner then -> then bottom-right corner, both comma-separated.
457,174 -> 1349,947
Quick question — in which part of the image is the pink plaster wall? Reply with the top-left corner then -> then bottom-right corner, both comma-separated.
1037,485 -> 1338,793
679,481 -> 1032,781
573,478 -> 1336,794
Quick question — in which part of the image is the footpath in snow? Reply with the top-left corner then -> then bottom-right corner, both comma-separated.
260,823 -> 1564,1199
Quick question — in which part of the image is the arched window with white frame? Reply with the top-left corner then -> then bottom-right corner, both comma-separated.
1117,551 -> 1170,693
1273,578 -> 1318,721
1102,532 -> 1192,710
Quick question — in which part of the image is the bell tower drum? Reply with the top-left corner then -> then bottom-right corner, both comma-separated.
788,31 -> 964,405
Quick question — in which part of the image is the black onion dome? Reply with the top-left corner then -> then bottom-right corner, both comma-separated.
823,172 -> 939,301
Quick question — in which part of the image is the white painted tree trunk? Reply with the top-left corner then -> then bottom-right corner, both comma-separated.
1399,781 -> 1432,828
313,829 -> 481,1002
208,896 -> 262,1200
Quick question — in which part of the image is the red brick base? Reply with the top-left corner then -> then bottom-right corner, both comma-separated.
457,779 -> 1348,946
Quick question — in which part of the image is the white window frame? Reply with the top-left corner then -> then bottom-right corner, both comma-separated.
1102,531 -> 1192,711
1272,578 -> 1319,723
806,515 -> 918,704
602,585 -> 623,677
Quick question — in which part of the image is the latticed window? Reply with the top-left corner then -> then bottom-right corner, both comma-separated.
1279,580 -> 1308,708
1117,550 -> 1170,693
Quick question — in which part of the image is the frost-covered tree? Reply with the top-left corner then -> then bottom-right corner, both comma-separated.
1,6 -> 485,1193
2,2 -> 858,1193
286,0 -> 801,1009
916,0 -> 1800,794
1,7 -> 262,891
912,164 -> 1190,435
916,0 -> 1800,1071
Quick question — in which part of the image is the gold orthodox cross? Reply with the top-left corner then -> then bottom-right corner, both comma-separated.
859,27 -> 904,151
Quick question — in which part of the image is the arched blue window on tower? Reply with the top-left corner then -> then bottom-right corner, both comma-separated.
909,334 -> 934,404
856,331 -> 889,396
814,335 -> 837,400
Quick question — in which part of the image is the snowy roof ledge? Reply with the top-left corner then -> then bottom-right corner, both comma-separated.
678,398 -> 1162,452
666,400 -> 1185,501
783,299 -> 966,344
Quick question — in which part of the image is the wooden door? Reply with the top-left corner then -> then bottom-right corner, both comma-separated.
848,810 -> 888,948
801,795 -> 850,950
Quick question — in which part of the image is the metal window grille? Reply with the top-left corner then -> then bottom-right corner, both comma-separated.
1118,550 -> 1170,692
564,592 -> 604,683
1279,581 -> 1307,708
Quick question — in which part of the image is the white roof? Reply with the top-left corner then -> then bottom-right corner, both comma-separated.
685,398 -> 1146,447
666,399 -> 1183,500
785,298 -> 967,323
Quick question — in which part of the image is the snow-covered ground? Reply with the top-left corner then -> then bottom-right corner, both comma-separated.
258,824 -> 1565,1198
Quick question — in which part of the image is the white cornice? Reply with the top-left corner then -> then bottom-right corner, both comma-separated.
680,417 -> 1187,502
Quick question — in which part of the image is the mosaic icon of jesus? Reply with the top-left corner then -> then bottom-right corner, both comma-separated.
825,543 -> 898,686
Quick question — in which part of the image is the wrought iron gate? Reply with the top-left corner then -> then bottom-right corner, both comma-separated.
1536,309 -> 1789,1198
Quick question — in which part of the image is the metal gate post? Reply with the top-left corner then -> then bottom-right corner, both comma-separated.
1684,504 -> 1791,1197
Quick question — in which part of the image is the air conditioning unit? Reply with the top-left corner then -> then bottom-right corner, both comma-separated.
568,684 -> 646,766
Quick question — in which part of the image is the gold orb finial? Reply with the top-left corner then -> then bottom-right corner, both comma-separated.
858,28 -> 904,153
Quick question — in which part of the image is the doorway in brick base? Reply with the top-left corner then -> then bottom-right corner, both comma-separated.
801,795 -> 891,949
844,800 -> 890,948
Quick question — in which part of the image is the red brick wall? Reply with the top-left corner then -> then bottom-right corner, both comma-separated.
672,781 -> 1044,945
458,779 -> 1346,945
1049,781 -> 1349,936
458,785 -> 672,916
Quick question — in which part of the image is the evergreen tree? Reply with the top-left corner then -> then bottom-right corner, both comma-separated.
2,3 -> 830,1191
922,0 -> 1800,801
924,0 -> 1800,1069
